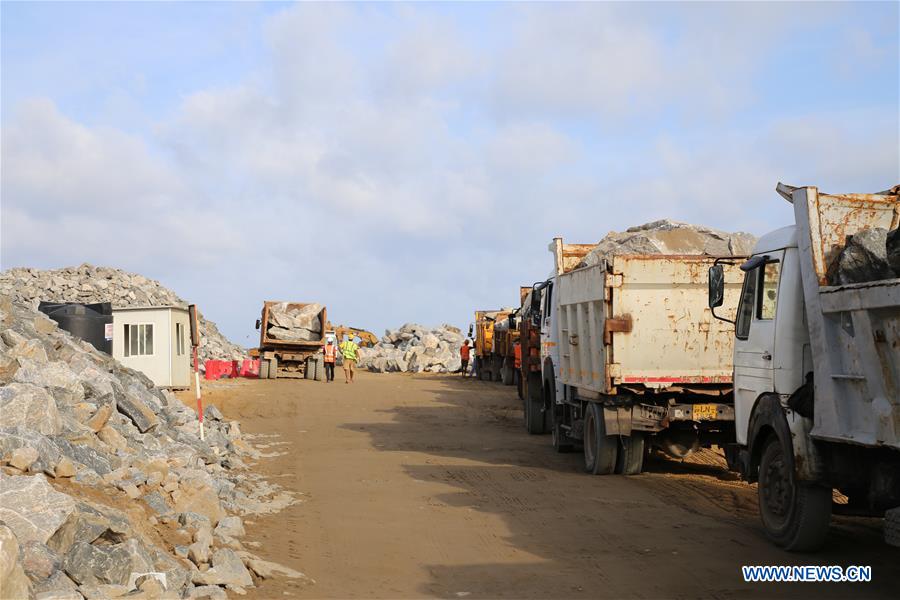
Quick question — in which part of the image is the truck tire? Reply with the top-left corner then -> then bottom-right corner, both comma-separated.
501,362 -> 514,386
304,357 -> 315,380
525,377 -> 547,435
268,357 -> 278,379
551,405 -> 574,453
259,359 -> 270,379
757,434 -> 831,551
493,357 -> 503,382
584,402 -> 617,475
313,356 -> 326,381
516,371 -> 524,401
615,433 -> 645,475
886,507 -> 900,548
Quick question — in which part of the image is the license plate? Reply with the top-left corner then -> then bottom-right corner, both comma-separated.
693,404 -> 719,420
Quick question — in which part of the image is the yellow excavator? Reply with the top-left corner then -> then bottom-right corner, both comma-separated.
329,324 -> 378,348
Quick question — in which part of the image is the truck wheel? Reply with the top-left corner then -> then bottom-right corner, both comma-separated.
259,360 -> 270,379
551,406 -> 573,453
584,402 -> 617,475
615,433 -> 645,475
268,357 -> 278,379
516,372 -> 524,401
757,435 -> 831,551
525,378 -> 547,435
501,363 -> 514,386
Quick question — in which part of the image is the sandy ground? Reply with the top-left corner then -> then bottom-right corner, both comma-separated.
186,372 -> 899,599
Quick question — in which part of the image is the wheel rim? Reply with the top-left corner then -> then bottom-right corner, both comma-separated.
760,443 -> 795,530
584,410 -> 596,466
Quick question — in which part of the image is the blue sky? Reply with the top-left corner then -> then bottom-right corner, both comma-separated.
2,1 -> 898,348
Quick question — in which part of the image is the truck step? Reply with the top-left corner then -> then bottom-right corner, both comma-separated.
886,506 -> 900,548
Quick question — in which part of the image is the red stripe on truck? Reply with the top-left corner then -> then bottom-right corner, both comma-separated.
622,375 -> 733,384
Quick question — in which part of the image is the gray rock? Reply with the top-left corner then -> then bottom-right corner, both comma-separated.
203,405 -> 224,422
214,516 -> 245,539
21,540 -> 61,581
63,538 -> 153,590
887,228 -> 900,276
187,586 -> 228,599
52,437 -> 115,475
0,383 -> 62,435
835,228 -> 894,284
9,445 -> 39,471
0,427 -> 63,473
33,570 -> 81,599
48,502 -> 130,555
141,492 -> 172,516
115,393 -> 159,433
0,524 -> 33,599
191,548 -> 253,588
177,512 -> 211,531
0,474 -> 76,544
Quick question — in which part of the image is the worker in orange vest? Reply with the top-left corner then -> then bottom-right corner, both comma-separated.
460,339 -> 471,377
322,334 -> 338,383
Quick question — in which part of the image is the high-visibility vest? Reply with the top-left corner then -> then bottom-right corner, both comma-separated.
324,344 -> 336,363
460,344 -> 470,360
340,341 -> 359,361
514,343 -> 521,369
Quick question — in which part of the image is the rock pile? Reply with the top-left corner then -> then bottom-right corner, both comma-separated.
266,303 -> 322,342
0,265 -> 245,366
577,219 -> 757,268
0,297 -> 308,598
357,324 -> 464,374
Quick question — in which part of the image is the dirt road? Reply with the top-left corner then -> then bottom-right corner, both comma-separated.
195,372 -> 898,599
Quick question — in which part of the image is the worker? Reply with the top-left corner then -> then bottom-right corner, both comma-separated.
339,334 -> 359,384
460,339 -> 471,377
323,334 -> 338,383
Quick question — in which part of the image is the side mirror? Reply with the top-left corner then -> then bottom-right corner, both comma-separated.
708,265 -> 725,309
467,324 -> 473,339
255,319 -> 261,330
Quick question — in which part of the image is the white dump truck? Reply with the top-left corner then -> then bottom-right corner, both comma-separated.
529,238 -> 746,475
707,183 -> 900,551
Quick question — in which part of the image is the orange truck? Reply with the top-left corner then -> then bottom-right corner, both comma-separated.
470,309 -> 512,382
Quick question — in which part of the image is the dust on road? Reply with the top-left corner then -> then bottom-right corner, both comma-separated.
191,372 -> 898,599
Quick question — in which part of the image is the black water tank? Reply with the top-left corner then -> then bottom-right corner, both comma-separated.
38,302 -> 113,355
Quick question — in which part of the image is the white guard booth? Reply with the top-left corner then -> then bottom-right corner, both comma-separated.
112,305 -> 191,388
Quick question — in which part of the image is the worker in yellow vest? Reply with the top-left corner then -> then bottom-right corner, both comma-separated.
323,334 -> 338,383
339,334 -> 359,384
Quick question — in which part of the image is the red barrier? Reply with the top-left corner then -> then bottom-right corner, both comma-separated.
239,359 -> 260,378
205,359 -> 259,380
204,360 -> 236,380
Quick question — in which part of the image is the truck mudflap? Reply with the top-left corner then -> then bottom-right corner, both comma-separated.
602,402 -> 734,435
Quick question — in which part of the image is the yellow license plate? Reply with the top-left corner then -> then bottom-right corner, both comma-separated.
693,404 -> 719,420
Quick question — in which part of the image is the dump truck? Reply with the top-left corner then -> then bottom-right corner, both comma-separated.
492,315 -> 520,386
513,286 -> 542,404
254,301 -> 327,379
531,238 -> 746,476
470,309 -> 513,382
708,183 -> 900,551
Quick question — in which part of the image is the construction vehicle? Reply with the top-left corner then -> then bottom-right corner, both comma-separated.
330,324 -> 378,348
708,183 -> 900,550
531,238 -> 745,478
470,309 -> 513,382
492,315 -> 520,386
253,301 -> 327,379
514,286 -> 543,408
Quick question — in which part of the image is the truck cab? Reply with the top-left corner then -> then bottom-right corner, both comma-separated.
709,183 -> 900,551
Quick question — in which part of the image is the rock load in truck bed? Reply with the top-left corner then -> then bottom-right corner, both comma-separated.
577,219 -> 757,268
832,227 -> 900,285
266,303 -> 323,342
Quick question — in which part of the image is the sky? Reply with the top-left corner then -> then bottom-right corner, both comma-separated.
2,1 -> 898,348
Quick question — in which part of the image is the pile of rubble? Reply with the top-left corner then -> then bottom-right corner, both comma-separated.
0,265 -> 245,365
578,219 -> 757,268
357,324 -> 464,374
266,303 -> 322,342
0,297 -> 307,599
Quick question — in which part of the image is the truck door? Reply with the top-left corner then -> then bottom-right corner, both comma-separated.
734,251 -> 784,445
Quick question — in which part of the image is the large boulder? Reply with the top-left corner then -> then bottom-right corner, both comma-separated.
0,524 -> 33,600
0,474 -> 76,545
834,228 -> 894,285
